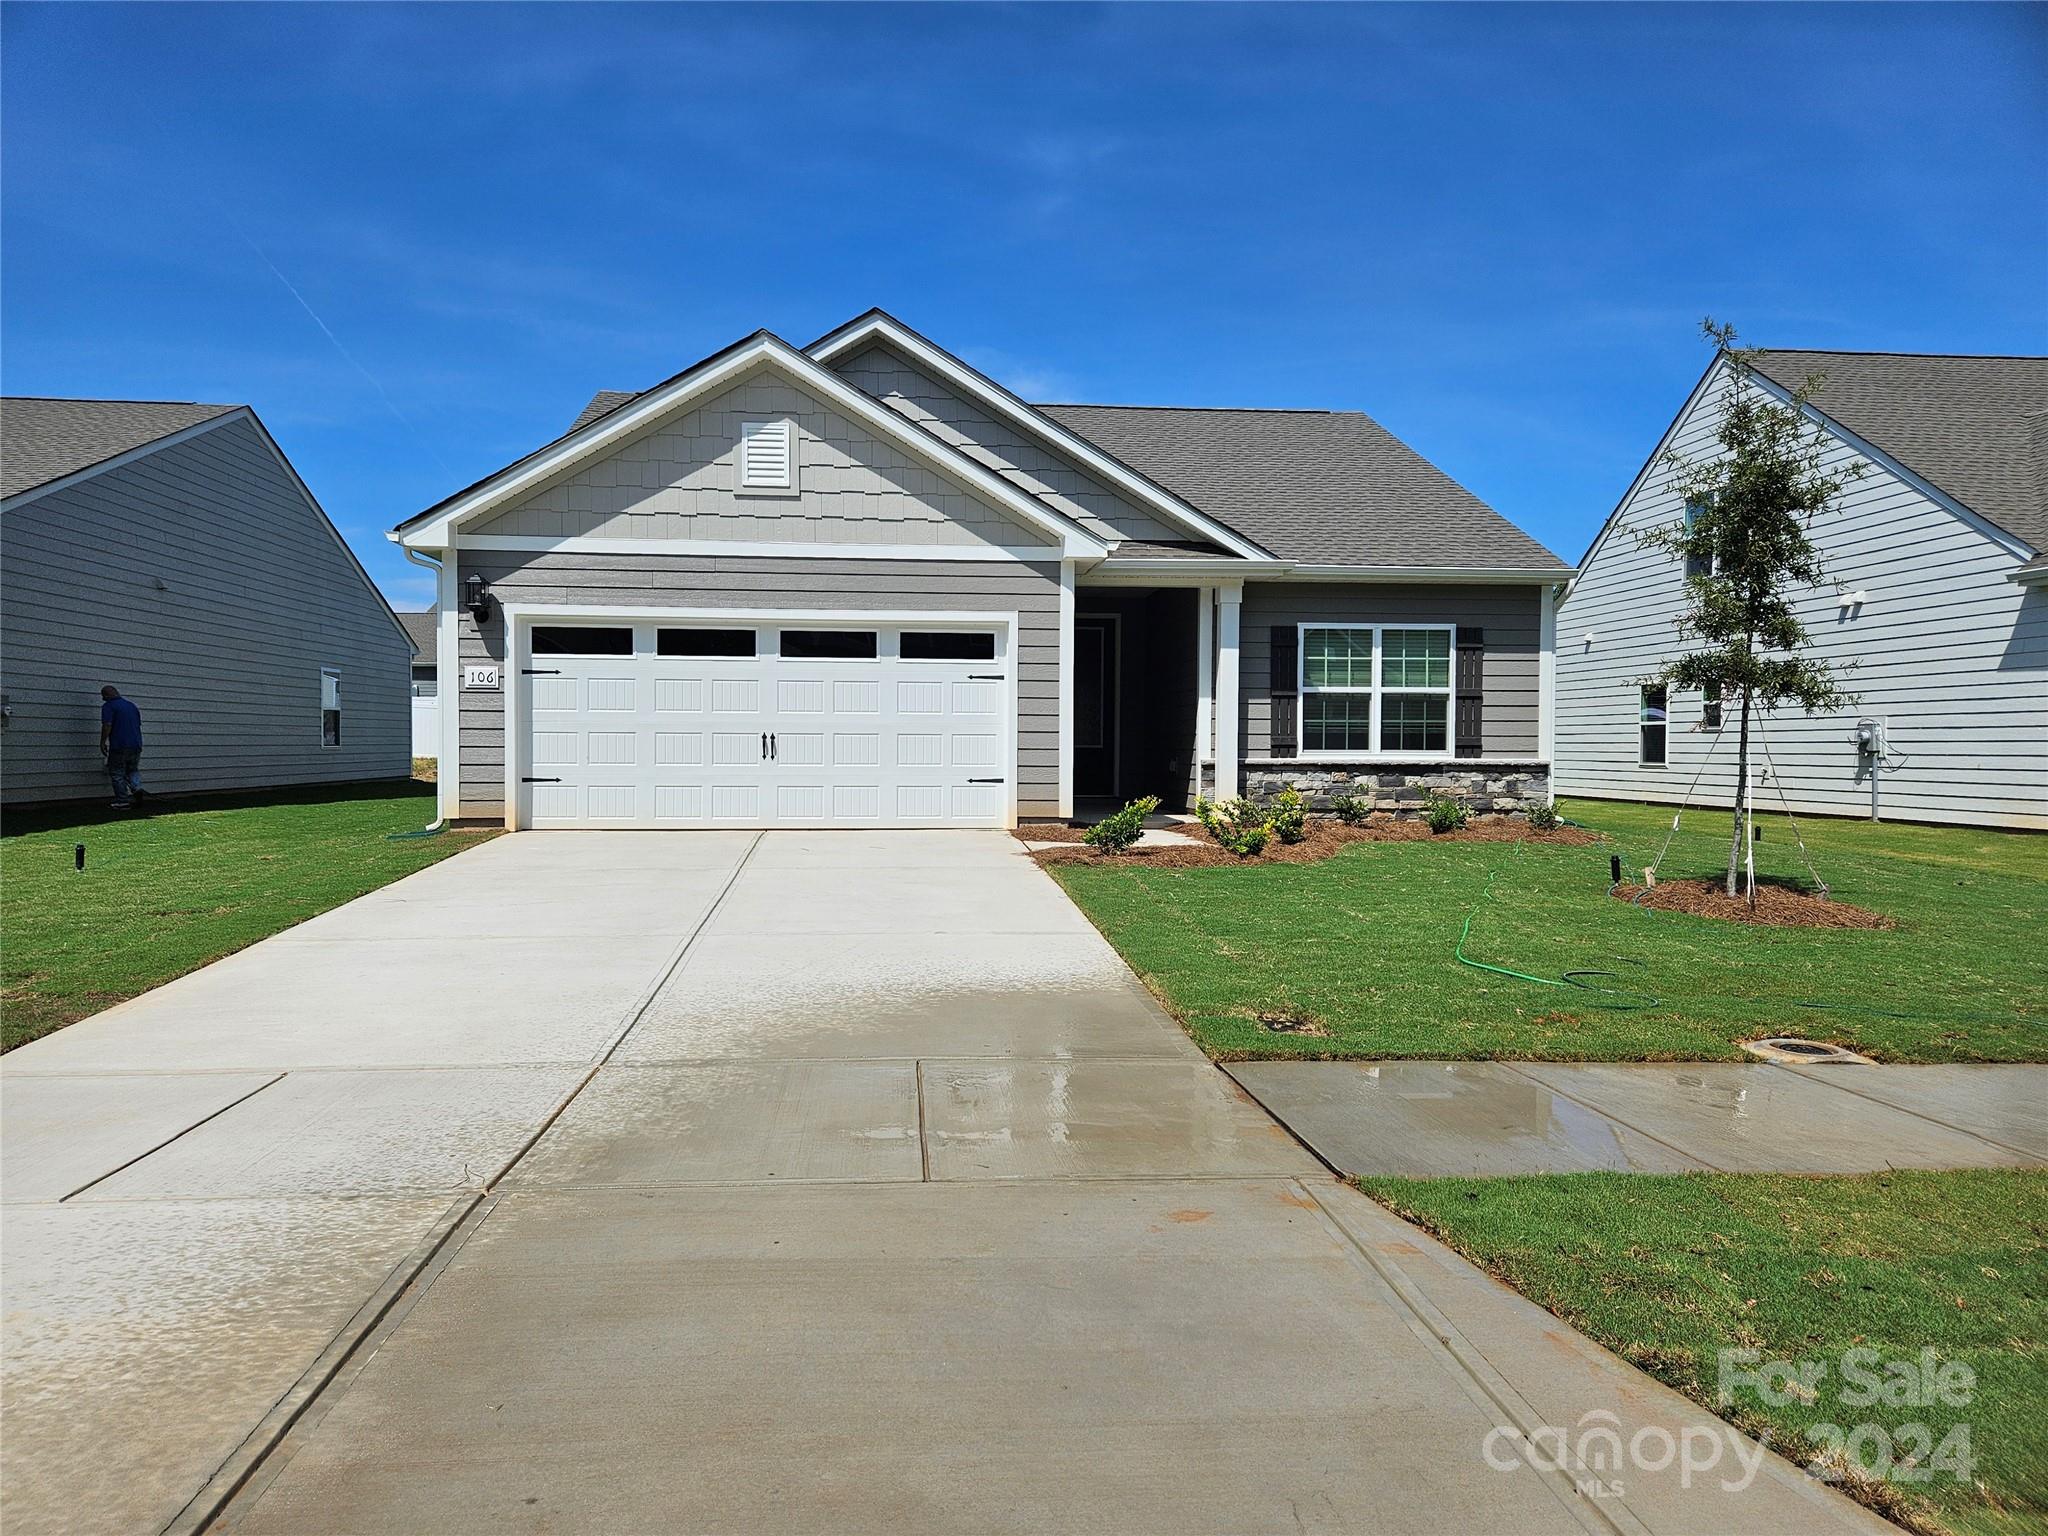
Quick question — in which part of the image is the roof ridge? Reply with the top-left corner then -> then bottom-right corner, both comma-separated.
1,396 -> 242,408
1747,348 -> 2048,363
1034,401 -> 1335,415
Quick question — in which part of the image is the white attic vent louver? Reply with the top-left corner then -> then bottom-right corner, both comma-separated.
739,419 -> 792,489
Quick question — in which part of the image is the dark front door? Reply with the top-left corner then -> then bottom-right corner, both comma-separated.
1075,615 -> 1118,799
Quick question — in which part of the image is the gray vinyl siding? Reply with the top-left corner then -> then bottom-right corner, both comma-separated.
466,365 -> 1054,551
1555,360 -> 2048,830
832,343 -> 1183,546
1239,582 -> 1543,760
451,550 -> 1062,819
0,414 -> 411,804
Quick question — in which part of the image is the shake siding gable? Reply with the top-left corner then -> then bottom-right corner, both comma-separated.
831,343 -> 1184,546
451,550 -> 1063,820
463,367 -> 1056,550
1556,367 -> 2048,829
0,414 -> 412,803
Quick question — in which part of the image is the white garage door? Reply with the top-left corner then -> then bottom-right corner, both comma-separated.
518,619 -> 1012,829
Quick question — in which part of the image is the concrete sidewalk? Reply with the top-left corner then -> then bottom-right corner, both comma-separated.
1226,1059 -> 2048,1178
3,831 -> 1893,1536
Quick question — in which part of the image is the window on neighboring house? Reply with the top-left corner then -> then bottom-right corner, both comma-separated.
1702,682 -> 1723,731
1683,500 -> 1714,580
320,668 -> 342,747
1299,625 -> 1454,757
739,419 -> 794,490
1639,684 -> 1668,765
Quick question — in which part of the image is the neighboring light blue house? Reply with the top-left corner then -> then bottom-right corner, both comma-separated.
1557,350 -> 2048,830
0,397 -> 414,805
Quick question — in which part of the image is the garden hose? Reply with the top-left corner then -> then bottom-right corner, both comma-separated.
386,820 -> 450,842
1451,844 -> 2032,1030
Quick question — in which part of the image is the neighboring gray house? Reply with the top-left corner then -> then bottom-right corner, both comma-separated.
393,311 -> 1571,830
399,609 -> 439,759
1557,350 -> 2048,831
1,398 -> 413,805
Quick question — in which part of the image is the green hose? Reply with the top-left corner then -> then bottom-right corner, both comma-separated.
1453,846 -> 2034,1030
386,820 -> 451,842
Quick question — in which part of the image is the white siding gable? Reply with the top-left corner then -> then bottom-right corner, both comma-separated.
1556,362 -> 2048,830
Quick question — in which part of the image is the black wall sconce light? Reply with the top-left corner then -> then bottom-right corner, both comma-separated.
464,573 -> 493,623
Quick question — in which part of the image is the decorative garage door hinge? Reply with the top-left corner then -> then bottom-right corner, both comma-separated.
967,777 -> 1006,784
521,776 -> 562,783
521,668 -> 561,676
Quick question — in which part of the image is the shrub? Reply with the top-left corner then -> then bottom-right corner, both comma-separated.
1424,795 -> 1469,835
1194,795 -> 1272,858
1330,793 -> 1371,825
1083,795 -> 1160,853
1525,801 -> 1561,832
1267,786 -> 1308,844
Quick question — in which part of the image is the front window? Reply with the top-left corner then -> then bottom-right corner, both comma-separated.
1640,684 -> 1669,765
320,667 -> 342,747
1299,625 -> 1454,757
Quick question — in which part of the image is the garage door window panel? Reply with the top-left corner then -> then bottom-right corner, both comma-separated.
781,630 -> 878,660
532,626 -> 633,656
901,631 -> 996,661
659,628 -> 756,657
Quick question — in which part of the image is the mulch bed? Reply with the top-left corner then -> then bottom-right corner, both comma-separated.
1019,813 -> 1599,869
1612,877 -> 1894,930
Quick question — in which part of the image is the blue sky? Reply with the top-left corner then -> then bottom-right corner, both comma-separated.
5,3 -> 2043,609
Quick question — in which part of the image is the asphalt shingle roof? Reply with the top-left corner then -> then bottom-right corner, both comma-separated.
1,398 -> 240,501
1036,404 -> 1567,569
397,610 -> 436,661
546,379 -> 1568,571
1746,351 -> 2048,551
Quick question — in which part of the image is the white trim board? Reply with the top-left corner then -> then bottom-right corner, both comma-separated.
807,310 -> 1276,565
453,534 -> 1059,563
393,332 -> 1108,560
495,602 -> 1021,831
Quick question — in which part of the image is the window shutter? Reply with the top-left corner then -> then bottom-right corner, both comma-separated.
1269,627 -> 1298,757
1454,629 -> 1484,759
739,419 -> 792,488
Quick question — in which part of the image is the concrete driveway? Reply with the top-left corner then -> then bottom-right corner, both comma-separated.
2,832 -> 1888,1535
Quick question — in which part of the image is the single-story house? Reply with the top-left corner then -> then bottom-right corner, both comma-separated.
399,609 -> 439,759
0,398 -> 414,805
392,311 -> 1571,830
1556,350 -> 2048,830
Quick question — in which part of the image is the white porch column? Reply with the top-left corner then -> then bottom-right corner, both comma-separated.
436,551 -> 460,823
1214,583 -> 1241,799
1057,560 -> 1076,819
1194,583 -> 1214,798
1538,582 -> 1558,802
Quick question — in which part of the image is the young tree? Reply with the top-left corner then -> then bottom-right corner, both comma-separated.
1637,321 -> 1864,899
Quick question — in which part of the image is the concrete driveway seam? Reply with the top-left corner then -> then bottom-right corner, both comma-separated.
1774,1063 -> 2042,1160
55,1072 -> 286,1203
160,1190 -> 486,1536
1295,1179 -> 1639,1536
1494,1061 -> 1735,1173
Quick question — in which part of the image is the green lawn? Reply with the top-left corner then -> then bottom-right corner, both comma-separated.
2,781 -> 495,1051
1360,1169 -> 2048,1536
1047,799 -> 2046,1062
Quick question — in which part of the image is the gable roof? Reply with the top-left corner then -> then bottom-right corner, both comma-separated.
392,331 -> 1107,557
397,610 -> 435,660
805,310 -> 1276,563
2,398 -> 240,500
1037,404 -> 1567,570
1747,351 -> 2048,551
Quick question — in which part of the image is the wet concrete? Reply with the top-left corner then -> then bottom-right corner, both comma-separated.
1228,1060 -> 1711,1177
1232,1060 -> 2048,1177
0,1196 -> 453,1536
0,1071 -> 279,1202
5,829 -> 1899,1534
505,1062 -> 921,1186
922,1060 -> 1321,1180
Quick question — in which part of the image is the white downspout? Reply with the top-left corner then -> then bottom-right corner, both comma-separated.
401,546 -> 451,830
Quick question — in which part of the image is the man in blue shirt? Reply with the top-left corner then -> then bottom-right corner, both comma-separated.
98,685 -> 148,808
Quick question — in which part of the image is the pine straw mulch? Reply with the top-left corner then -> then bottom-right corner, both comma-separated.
1612,877 -> 1894,930
1020,813 -> 1599,869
